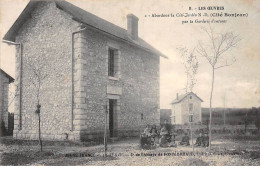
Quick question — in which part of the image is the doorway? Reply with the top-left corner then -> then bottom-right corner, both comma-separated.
109,99 -> 117,137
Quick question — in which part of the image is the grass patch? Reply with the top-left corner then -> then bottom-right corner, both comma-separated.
220,134 -> 260,141
0,150 -> 56,166
0,136 -> 100,147
179,158 -> 209,166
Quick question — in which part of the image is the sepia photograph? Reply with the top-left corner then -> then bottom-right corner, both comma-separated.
0,0 -> 260,166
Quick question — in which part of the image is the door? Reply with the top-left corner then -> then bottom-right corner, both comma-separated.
109,99 -> 117,137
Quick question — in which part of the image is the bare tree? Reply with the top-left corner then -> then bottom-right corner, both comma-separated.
177,47 -> 199,93
177,47 -> 199,151
29,63 -> 48,152
196,25 -> 241,149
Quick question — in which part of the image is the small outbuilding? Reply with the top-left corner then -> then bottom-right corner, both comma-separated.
0,68 -> 14,136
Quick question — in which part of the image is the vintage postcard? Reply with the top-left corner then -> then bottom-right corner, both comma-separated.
0,0 -> 260,166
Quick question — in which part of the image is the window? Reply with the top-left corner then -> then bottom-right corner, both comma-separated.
189,115 -> 193,122
108,48 -> 115,77
108,48 -> 120,79
141,113 -> 143,120
190,96 -> 192,99
189,103 -> 193,111
173,116 -> 175,123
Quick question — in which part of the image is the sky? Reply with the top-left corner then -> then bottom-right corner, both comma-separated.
1,0 -> 260,111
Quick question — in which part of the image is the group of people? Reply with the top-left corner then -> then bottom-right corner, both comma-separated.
141,120 -> 173,148
141,120 -> 209,149
194,132 -> 209,147
179,132 -> 209,147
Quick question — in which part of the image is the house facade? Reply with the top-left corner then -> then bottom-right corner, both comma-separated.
3,1 -> 166,141
171,92 -> 203,125
0,69 -> 14,136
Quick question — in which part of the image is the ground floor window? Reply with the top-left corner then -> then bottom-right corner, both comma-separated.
189,115 -> 193,122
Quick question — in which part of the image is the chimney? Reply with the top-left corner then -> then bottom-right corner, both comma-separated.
127,14 -> 139,41
176,93 -> 179,100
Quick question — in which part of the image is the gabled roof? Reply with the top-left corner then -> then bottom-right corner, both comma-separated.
171,92 -> 203,104
3,0 -> 167,58
0,68 -> 14,83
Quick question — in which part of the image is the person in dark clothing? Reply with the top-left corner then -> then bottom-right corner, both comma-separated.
194,132 -> 203,146
202,133 -> 209,147
162,119 -> 172,143
159,125 -> 168,147
179,133 -> 190,146
163,119 -> 171,133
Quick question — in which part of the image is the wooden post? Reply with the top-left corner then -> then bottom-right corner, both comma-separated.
104,105 -> 108,156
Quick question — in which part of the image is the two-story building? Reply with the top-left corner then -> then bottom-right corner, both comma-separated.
171,92 -> 203,125
3,1 -> 166,141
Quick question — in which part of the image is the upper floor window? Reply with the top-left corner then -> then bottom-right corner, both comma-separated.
190,96 -> 192,99
189,103 -> 193,111
108,48 -> 120,78
108,48 -> 115,77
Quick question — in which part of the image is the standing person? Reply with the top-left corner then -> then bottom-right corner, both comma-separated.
159,125 -> 168,147
163,119 -> 171,133
150,124 -> 158,145
163,119 -> 172,143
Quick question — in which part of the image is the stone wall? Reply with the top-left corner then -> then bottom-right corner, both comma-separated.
0,72 -> 10,132
12,1 -> 160,141
13,1 -> 79,140
74,27 -> 160,141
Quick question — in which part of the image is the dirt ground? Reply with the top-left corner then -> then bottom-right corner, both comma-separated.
0,134 -> 260,166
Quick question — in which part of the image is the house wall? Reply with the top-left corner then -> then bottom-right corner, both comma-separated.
12,1 -> 160,141
171,103 -> 182,124
74,27 -> 160,141
180,93 -> 202,124
0,72 -> 10,133
13,2 -> 80,140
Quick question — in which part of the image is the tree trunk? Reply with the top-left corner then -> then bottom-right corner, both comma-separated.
209,67 -> 215,150
188,94 -> 194,152
38,113 -> 42,152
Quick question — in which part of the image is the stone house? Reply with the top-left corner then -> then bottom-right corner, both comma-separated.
0,68 -> 14,136
3,1 -> 166,141
171,92 -> 203,125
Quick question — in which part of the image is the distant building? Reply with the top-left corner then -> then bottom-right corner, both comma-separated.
160,109 -> 172,125
171,92 -> 203,125
0,68 -> 14,136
